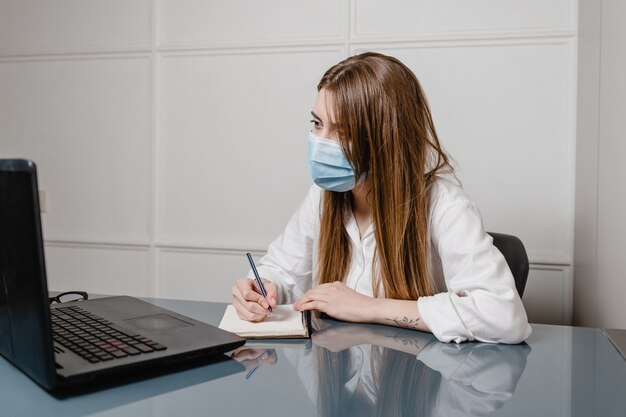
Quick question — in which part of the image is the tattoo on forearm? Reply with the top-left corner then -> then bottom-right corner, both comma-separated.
386,316 -> 421,330
388,335 -> 422,349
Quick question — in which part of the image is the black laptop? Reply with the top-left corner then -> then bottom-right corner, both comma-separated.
0,159 -> 245,393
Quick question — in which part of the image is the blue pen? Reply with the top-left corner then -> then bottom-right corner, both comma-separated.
246,252 -> 272,313
245,365 -> 260,380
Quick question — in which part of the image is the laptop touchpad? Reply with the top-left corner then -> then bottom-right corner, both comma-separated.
125,314 -> 192,331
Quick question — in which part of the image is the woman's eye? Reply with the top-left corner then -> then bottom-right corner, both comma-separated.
310,119 -> 322,128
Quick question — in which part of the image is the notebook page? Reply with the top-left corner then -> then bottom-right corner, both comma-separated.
219,304 -> 307,338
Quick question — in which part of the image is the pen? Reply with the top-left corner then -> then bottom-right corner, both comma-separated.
246,252 -> 272,313
245,365 -> 260,380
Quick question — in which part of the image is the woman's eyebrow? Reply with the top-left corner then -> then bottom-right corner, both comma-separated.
310,111 -> 323,124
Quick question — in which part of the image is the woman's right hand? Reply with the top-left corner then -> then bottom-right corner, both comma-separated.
231,277 -> 278,322
230,347 -> 278,372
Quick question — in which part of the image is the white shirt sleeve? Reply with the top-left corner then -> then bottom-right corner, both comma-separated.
247,185 -> 321,303
417,180 -> 532,344
416,342 -> 531,417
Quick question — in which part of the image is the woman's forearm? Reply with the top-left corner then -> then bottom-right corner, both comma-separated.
367,298 -> 431,333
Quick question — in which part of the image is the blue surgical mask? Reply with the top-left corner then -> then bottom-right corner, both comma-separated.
307,132 -> 356,192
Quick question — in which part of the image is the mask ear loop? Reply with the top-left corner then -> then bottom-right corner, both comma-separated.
355,173 -> 368,186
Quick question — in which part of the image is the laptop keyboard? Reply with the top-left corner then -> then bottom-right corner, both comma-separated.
51,305 -> 167,364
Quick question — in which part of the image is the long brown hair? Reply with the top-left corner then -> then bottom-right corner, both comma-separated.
316,52 -> 453,300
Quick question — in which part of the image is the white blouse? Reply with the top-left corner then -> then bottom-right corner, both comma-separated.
282,340 -> 530,416
249,179 -> 532,343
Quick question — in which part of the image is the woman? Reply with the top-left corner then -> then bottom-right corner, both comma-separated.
231,52 -> 531,343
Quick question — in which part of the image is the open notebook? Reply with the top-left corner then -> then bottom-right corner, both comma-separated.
219,305 -> 310,339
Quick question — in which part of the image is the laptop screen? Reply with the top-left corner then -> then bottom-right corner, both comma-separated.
0,159 -> 56,389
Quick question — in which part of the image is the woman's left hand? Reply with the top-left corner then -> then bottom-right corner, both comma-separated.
312,323 -> 379,352
293,281 -> 374,323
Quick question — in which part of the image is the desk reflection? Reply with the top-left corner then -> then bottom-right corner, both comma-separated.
282,319 -> 531,417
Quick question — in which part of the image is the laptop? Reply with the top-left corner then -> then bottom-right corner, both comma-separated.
0,159 -> 245,394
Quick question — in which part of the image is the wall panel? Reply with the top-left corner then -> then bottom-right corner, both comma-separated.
524,266 -> 572,325
0,0 -> 151,53
158,0 -> 345,46
0,0 -> 578,325
157,49 -> 343,249
353,0 -> 574,39
574,0 -> 601,328
596,0 -> 626,329
0,57 -> 152,243
158,249 -> 252,302
356,42 -> 574,265
45,244 -> 152,297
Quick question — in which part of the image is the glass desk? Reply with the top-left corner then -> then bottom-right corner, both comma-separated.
1,298 -> 625,417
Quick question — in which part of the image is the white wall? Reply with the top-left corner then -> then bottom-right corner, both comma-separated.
0,0 -> 578,324
575,0 -> 626,329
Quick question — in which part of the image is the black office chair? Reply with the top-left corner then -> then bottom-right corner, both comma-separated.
487,232 -> 529,298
